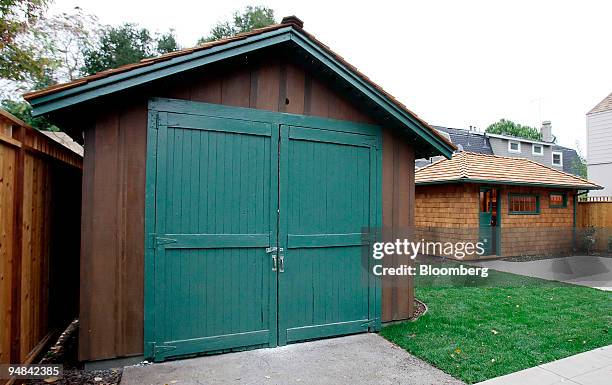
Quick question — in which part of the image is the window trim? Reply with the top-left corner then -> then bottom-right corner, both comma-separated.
549,192 -> 568,208
532,144 -> 543,156
508,193 -> 540,215
508,140 -> 521,153
552,151 -> 563,166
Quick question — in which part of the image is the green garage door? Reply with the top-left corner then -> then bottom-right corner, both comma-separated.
145,100 -> 380,361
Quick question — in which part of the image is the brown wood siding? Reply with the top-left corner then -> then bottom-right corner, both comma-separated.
79,103 -> 147,361
78,56 -> 414,360
381,130 -> 415,322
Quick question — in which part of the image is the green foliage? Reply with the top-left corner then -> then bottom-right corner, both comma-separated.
82,23 -> 154,75
1,99 -> 57,130
198,6 -> 275,44
485,119 -> 543,141
572,142 -> 588,179
381,263 -> 612,384
156,29 -> 180,55
81,23 -> 181,75
0,0 -> 52,82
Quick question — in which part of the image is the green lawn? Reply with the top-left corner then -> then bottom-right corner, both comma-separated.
380,265 -> 612,384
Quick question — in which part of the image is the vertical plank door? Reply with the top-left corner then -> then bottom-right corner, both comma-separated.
149,111 -> 278,360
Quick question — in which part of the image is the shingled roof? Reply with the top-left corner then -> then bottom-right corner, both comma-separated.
588,91 -> 612,114
415,151 -> 601,189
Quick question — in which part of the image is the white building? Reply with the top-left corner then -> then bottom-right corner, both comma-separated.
586,92 -> 612,196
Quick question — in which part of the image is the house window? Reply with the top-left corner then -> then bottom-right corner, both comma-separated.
549,193 -> 567,208
532,144 -> 543,156
552,151 -> 563,166
508,193 -> 539,214
508,141 -> 521,153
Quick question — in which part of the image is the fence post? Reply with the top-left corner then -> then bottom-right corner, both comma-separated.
10,125 -> 24,364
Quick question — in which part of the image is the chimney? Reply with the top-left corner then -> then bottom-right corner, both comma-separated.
540,121 -> 552,142
281,15 -> 304,29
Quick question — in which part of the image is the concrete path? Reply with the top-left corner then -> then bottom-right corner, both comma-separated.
121,333 -> 464,385
469,256 -> 612,291
476,345 -> 612,385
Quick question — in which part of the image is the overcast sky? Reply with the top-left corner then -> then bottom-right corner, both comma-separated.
51,0 -> 612,152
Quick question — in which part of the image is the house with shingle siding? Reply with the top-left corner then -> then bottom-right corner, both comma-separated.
415,152 -> 601,259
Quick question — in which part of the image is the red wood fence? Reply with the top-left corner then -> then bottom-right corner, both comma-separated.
0,109 -> 82,376
577,197 -> 612,252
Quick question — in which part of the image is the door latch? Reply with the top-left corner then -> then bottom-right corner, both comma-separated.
279,252 -> 285,273
272,254 -> 277,271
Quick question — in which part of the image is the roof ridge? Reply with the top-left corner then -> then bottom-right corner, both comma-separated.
458,151 -> 470,179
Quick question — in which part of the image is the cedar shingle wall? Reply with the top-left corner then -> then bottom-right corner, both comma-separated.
415,184 -> 577,259
414,184 -> 480,259
415,184 -> 479,228
500,186 -> 575,257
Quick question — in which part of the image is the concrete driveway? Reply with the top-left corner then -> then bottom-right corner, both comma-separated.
469,256 -> 612,291
120,333 -> 463,385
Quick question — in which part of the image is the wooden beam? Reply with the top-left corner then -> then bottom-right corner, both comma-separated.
10,126 -> 25,363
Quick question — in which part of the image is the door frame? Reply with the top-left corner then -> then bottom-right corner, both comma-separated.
478,186 -> 501,256
144,98 -> 382,360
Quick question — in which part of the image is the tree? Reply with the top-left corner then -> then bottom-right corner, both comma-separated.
81,23 -> 181,75
0,0 -> 52,82
156,29 -> 180,54
485,119 -> 543,141
81,23 -> 155,75
36,7 -> 99,82
572,142 -> 588,179
198,6 -> 275,44
1,99 -> 57,130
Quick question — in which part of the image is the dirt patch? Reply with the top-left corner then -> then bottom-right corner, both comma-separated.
410,299 -> 427,321
27,320 -> 122,385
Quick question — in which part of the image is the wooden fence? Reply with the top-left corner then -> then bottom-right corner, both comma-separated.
0,109 -> 82,371
577,197 -> 612,252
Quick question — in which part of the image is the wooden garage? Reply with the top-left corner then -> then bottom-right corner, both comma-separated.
415,152 -> 602,259
24,16 -> 454,363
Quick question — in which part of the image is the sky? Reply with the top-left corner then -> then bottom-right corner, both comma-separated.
50,0 -> 612,152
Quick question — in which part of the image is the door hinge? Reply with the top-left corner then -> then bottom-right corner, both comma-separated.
153,343 -> 177,355
153,113 -> 159,129
153,235 -> 178,248
360,318 -> 379,328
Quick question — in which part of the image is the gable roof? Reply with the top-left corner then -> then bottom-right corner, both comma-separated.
588,91 -> 612,114
415,151 -> 601,189
24,18 -> 455,158
433,126 -> 493,154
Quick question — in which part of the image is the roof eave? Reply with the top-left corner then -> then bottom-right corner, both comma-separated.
415,178 -> 601,190
26,26 -> 294,115
26,26 -> 455,159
